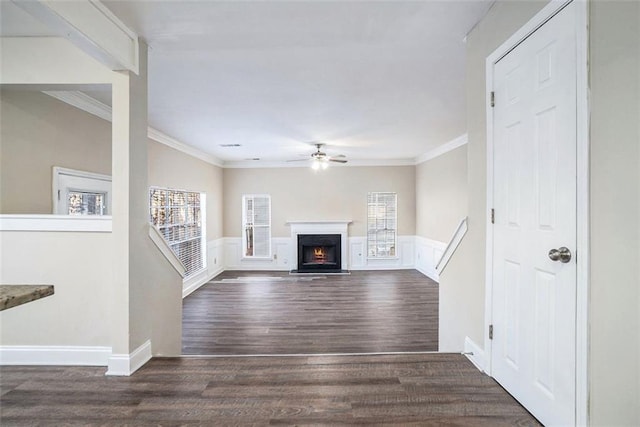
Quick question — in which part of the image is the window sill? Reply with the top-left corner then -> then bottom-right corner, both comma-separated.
241,256 -> 273,261
367,256 -> 400,261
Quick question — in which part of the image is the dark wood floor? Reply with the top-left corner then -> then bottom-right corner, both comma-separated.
0,353 -> 541,425
182,270 -> 439,355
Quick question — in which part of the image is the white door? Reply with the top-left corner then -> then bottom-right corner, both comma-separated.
491,2 -> 577,426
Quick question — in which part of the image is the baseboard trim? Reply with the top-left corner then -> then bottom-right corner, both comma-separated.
0,345 -> 111,366
463,336 -> 487,372
182,267 -> 223,298
350,266 -> 414,271
416,265 -> 439,282
106,340 -> 152,376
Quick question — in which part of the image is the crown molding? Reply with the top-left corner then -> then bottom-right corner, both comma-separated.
42,91 -> 223,167
414,133 -> 468,165
44,90 -> 112,121
147,128 -> 223,167
223,158 -> 416,169
43,90 -> 463,170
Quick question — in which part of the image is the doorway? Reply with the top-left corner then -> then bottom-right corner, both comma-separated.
485,1 -> 589,425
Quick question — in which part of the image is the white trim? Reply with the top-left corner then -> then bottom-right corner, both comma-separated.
147,128 -> 223,167
52,166 -> 112,215
350,235 -> 415,270
288,221 -> 351,271
148,225 -> 186,277
484,2 -> 589,425
463,336 -> 487,373
182,267 -> 222,298
286,220 -> 353,225
223,237 -> 293,271
242,194 -> 272,259
223,158 -> 415,169
574,2 -> 590,425
44,91 -> 112,121
0,345 -> 111,366
13,0 -> 139,73
414,133 -> 469,164
106,340 -> 152,376
414,236 -> 447,281
41,91 -> 224,167
0,214 -> 112,232
436,217 -> 468,273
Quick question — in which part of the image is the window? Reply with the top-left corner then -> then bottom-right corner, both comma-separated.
149,187 -> 205,278
367,192 -> 397,258
53,167 -> 112,215
242,194 -> 271,258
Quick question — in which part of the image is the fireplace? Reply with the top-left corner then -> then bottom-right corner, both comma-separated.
297,234 -> 341,272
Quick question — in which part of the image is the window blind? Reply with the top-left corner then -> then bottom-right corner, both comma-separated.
367,192 -> 397,258
150,187 -> 205,277
242,195 -> 271,257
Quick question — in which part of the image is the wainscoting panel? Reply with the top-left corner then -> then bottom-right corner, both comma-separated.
183,238 -> 225,297
349,240 -> 366,268
415,236 -> 447,282
223,237 -> 291,271
207,239 -> 224,275
222,236 -> 416,271
348,236 -> 415,271
274,240 -> 292,269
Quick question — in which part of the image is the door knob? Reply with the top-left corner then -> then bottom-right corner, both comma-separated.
548,247 -> 572,263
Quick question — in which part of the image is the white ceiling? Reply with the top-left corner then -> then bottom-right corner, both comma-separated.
3,1 -> 493,164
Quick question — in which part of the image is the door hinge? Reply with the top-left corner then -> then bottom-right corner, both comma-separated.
490,208 -> 495,224
57,190 -> 61,201
490,91 -> 495,108
489,324 -> 494,340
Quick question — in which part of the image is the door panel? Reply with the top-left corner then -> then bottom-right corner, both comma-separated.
491,2 -> 577,426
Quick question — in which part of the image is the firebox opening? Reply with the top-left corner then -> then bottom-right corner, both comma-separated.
303,245 -> 337,266
296,234 -> 342,272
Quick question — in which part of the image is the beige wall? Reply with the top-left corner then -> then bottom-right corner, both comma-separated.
440,0 -> 547,352
148,142 -> 223,241
589,1 -> 640,424
0,90 -> 112,214
415,145 -> 468,242
223,166 -> 416,238
0,231 -> 113,347
0,89 -> 224,241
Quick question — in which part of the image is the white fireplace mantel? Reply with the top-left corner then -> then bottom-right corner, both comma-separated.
286,220 -> 352,270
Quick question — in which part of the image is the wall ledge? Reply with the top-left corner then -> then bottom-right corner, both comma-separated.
0,215 -> 112,232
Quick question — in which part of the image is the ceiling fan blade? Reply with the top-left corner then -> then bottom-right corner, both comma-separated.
332,154 -> 346,158
329,158 -> 348,163
286,158 -> 310,162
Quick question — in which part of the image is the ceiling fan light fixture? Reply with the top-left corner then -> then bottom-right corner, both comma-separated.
311,159 -> 321,170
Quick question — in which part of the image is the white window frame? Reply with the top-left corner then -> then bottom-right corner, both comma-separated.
52,166 -> 112,215
367,192 -> 398,259
149,187 -> 206,279
242,194 -> 271,259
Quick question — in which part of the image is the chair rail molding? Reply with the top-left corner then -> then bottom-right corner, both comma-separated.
0,215 -> 112,232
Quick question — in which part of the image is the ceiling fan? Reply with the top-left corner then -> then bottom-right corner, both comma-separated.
288,143 -> 348,170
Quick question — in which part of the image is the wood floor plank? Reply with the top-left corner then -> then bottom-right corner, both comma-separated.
0,354 -> 541,426
182,270 -> 439,355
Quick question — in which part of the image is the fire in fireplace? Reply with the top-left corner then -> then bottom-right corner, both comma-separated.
297,234 -> 341,272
